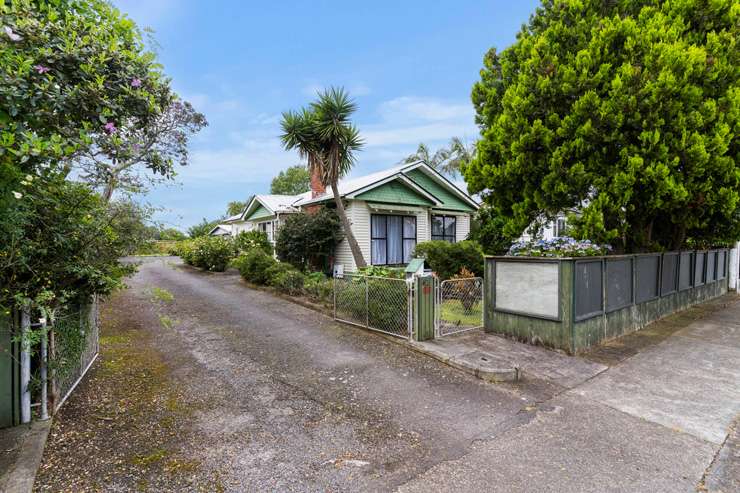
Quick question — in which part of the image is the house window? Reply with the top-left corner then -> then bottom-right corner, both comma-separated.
371,215 -> 416,265
431,215 -> 456,243
258,221 -> 274,242
554,217 -> 567,237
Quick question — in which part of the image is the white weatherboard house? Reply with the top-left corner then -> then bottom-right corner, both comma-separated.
223,162 -> 479,271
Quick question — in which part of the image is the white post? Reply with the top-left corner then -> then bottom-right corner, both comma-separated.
732,242 -> 740,292
20,309 -> 31,424
40,317 -> 49,420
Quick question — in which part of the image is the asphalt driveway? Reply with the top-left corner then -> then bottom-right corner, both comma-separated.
35,257 -> 739,492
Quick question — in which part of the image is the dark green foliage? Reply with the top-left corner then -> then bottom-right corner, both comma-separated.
180,236 -> 233,272
266,263 -> 306,295
413,240 -> 484,279
468,206 -> 516,255
304,272 -> 333,302
465,0 -> 740,252
234,230 -> 273,255
275,208 -> 343,270
1,174 -> 135,311
234,250 -> 277,285
1,0 -> 174,314
270,166 -> 310,195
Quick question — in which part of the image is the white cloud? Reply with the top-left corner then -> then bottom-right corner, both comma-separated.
376,96 -> 473,124
361,96 -> 477,151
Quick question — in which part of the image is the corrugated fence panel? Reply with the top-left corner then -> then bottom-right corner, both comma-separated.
635,255 -> 660,303
679,252 -> 693,291
606,258 -> 632,313
575,260 -> 603,320
661,252 -> 679,296
718,250 -> 727,280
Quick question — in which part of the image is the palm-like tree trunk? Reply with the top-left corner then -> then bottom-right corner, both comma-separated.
331,177 -> 366,269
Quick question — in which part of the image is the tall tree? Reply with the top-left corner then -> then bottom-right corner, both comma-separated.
270,165 -> 310,195
226,200 -> 247,217
76,95 -> 207,202
280,88 -> 366,268
464,0 -> 739,252
402,137 -> 476,179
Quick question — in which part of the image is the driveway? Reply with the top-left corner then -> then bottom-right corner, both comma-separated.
35,257 -> 739,492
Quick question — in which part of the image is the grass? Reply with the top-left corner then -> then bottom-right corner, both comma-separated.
440,299 -> 483,327
150,287 -> 174,303
159,315 -> 175,330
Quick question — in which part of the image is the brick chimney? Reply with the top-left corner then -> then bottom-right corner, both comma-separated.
310,167 -> 325,198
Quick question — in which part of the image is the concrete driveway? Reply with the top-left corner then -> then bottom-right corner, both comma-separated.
35,257 -> 739,492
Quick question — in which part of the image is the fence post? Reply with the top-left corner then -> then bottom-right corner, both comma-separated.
364,277 -> 369,329
20,309 -> 31,424
413,276 -> 435,342
40,317 -> 49,420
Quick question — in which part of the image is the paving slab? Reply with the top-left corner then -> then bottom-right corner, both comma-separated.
704,415 -> 740,493
573,329 -> 740,445
412,330 -> 607,389
398,393 -> 715,493
0,421 -> 51,493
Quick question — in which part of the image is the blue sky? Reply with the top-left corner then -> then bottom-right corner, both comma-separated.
113,0 -> 541,230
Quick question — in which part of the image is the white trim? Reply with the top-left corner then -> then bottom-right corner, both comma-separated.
346,173 -> 443,205
401,162 -> 480,210
366,202 -> 426,213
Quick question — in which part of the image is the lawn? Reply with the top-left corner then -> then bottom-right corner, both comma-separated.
440,299 -> 483,327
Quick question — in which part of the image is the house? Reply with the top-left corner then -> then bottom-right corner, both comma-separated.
223,162 -> 480,271
208,212 -> 243,237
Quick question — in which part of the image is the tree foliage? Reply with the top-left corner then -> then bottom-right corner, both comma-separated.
275,208 -> 343,271
187,217 -> 221,238
468,206 -> 517,255
0,0 -> 180,313
402,137 -> 476,179
280,88 -> 367,268
76,97 -> 207,201
270,165 -> 310,195
464,0 -> 739,252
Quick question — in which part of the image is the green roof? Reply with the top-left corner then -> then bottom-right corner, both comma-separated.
245,204 -> 273,221
355,179 -> 436,206
405,169 -> 475,212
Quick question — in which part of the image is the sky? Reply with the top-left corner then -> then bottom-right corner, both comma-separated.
113,0 -> 541,230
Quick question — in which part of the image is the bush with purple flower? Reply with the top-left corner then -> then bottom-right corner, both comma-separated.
507,236 -> 612,257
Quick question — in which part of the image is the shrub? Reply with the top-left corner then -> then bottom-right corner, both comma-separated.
234,230 -> 272,255
304,272 -> 333,302
168,239 -> 191,257
357,265 -> 404,279
413,240 -> 484,279
268,266 -> 306,295
275,208 -> 343,271
234,250 -> 277,284
508,237 -> 611,257
180,236 -> 233,271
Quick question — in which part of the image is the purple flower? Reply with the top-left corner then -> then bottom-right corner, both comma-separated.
34,64 -> 50,74
104,122 -> 117,134
4,26 -> 22,42
130,78 -> 142,88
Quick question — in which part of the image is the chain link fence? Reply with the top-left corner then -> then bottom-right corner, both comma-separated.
52,297 -> 100,412
334,274 -> 412,338
436,277 -> 483,337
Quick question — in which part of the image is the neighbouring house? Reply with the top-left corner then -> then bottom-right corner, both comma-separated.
208,213 -> 243,237
220,162 -> 479,271
519,213 -> 569,242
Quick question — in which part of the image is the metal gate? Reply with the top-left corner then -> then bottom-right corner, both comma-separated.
333,274 -> 413,339
436,277 -> 483,337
